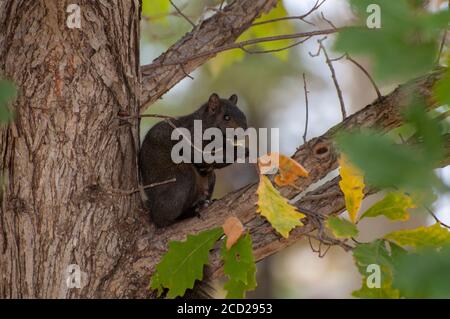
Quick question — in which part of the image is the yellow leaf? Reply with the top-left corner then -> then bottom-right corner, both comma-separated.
223,216 -> 245,250
339,155 -> 365,223
256,175 -> 305,238
360,192 -> 415,221
384,223 -> 450,249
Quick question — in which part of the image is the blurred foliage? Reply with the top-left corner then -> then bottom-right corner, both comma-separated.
0,79 -> 17,125
434,58 -> 450,106
335,0 -> 449,81
351,224 -> 450,298
392,246 -> 450,298
142,0 -> 170,25
336,102 -> 446,201
352,240 -> 400,298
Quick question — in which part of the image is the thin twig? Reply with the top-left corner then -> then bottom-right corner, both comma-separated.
320,11 -> 337,29
426,206 -> 450,229
319,244 -> 331,258
105,178 -> 177,196
142,28 -> 339,72
179,63 -> 194,79
310,37 -> 347,119
436,29 -> 448,64
302,73 -> 310,144
330,53 -> 382,99
118,113 -> 176,121
346,55 -> 382,99
251,0 -> 326,27
320,12 -> 381,99
240,36 -> 312,54
169,0 -> 196,28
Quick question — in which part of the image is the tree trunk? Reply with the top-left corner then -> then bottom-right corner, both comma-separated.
0,0 -> 142,298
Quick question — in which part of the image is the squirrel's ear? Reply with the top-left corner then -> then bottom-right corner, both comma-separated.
208,93 -> 220,113
229,94 -> 238,104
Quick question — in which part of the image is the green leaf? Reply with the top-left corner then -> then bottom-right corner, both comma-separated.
223,273 -> 256,299
360,192 -> 415,221
326,216 -> 359,239
392,247 -> 450,298
352,240 -> 400,299
221,233 -> 257,299
334,0 -> 449,81
0,79 -> 17,124
256,175 -> 305,238
149,227 -> 224,298
221,233 -> 254,284
384,223 -> 450,250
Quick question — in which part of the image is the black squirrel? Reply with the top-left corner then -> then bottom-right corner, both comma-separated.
139,93 -> 248,227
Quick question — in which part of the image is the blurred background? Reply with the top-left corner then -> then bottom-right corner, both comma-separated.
140,0 -> 449,298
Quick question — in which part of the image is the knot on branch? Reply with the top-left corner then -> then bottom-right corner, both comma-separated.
312,140 -> 332,159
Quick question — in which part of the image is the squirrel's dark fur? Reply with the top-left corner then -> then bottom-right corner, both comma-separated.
140,93 -> 247,227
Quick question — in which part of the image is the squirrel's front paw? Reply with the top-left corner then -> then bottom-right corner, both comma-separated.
194,200 -> 213,219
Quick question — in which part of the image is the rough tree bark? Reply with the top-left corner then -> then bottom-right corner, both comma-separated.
0,0 -> 446,299
0,0 -> 142,298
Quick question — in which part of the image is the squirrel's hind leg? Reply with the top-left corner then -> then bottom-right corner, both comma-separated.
147,183 -> 190,227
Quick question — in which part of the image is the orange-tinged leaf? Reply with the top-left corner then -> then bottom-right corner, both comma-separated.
257,153 -> 309,187
223,216 -> 245,250
339,155 -> 365,223
256,175 -> 305,238
274,153 -> 309,187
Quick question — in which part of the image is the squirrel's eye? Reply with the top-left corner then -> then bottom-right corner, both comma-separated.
224,115 -> 231,121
